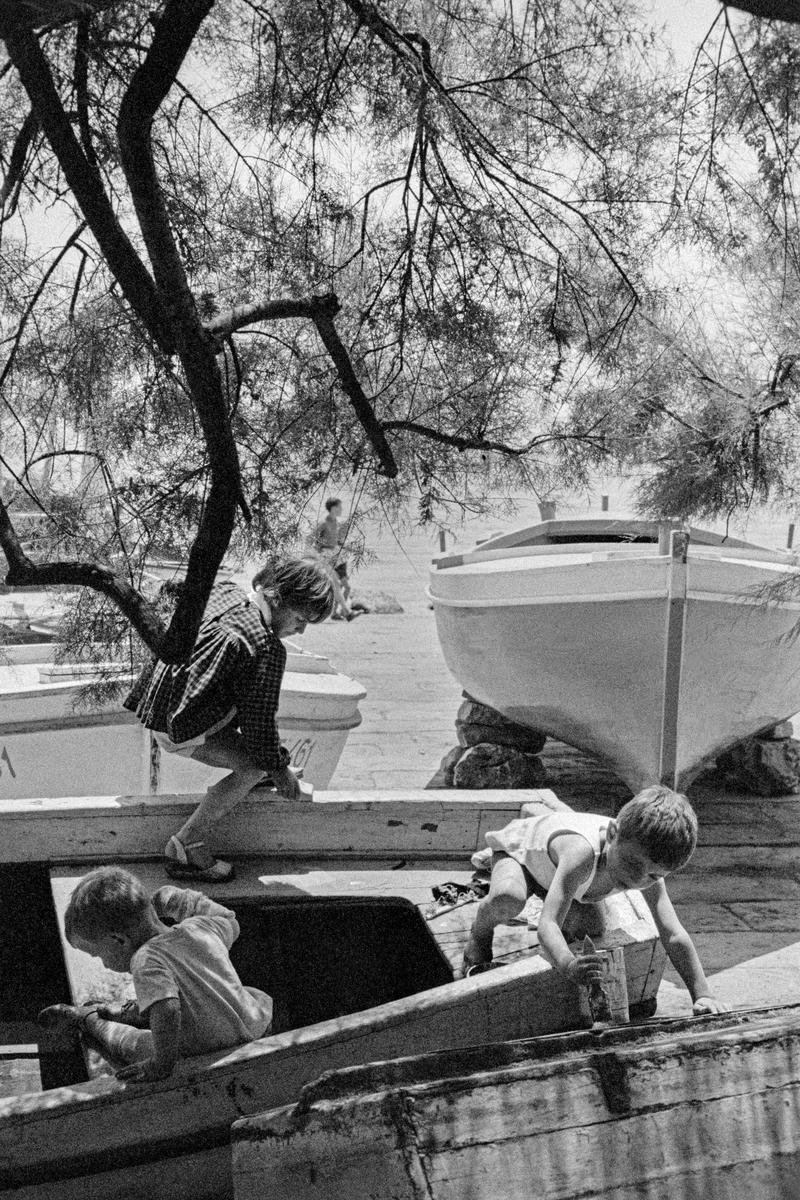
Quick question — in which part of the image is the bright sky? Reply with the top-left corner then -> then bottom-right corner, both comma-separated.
649,0 -> 746,63
3,0 -> 753,258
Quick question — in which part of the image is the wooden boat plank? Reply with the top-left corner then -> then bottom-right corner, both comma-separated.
0,788 -> 542,864
0,791 -> 663,1198
50,857 -> 662,1020
6,1145 -> 234,1200
231,1007 -> 800,1200
0,957 -> 636,1197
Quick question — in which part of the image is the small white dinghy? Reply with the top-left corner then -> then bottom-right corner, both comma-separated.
0,643 -> 365,797
429,518 -> 800,790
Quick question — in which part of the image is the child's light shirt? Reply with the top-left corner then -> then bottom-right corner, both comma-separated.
131,886 -> 272,1055
482,811 -> 619,900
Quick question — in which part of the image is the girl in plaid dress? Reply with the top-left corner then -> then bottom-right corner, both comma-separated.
126,558 -> 334,882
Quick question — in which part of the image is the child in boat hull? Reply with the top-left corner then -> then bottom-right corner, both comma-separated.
40,866 -> 272,1082
464,785 -> 729,1015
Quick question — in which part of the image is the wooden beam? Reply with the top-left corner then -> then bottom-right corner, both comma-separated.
659,528 -> 688,787
0,789 -> 552,863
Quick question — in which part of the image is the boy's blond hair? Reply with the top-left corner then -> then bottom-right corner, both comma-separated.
64,866 -> 151,941
616,785 -> 698,870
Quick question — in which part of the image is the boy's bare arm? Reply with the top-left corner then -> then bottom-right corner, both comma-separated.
642,882 -> 729,1013
116,997 -> 182,1082
538,839 -> 604,983
152,884 -> 237,925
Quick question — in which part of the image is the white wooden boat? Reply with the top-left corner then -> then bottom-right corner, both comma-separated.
232,1002 -> 800,1200
0,788 -> 665,1200
0,644 -> 366,796
429,517 -> 800,790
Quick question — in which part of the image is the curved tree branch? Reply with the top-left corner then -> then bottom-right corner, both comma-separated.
116,0 -> 211,311
310,303 -> 398,477
0,106 -> 38,212
209,292 -> 398,477
0,495 -> 166,648
116,0 -> 244,661
380,419 -> 607,457
206,297 -> 336,338
721,2 -> 800,20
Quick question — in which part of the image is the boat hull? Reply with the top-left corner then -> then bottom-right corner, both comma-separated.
232,1005 -> 800,1200
430,522 -> 800,790
0,790 -> 663,1200
0,656 -> 365,796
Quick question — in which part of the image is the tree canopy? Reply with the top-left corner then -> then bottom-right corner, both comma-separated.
0,0 -> 676,659
1,0 -> 800,663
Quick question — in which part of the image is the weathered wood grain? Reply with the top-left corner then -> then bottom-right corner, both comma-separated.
7,853 -> 663,1199
0,789 -> 549,863
0,933 -> 660,1199
232,1006 -> 800,1200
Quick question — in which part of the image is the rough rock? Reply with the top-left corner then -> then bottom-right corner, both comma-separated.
716,736 -> 800,796
759,721 -> 794,741
425,746 -> 465,789
452,742 -> 547,789
456,696 -> 547,754
349,589 -> 403,614
456,721 -> 547,753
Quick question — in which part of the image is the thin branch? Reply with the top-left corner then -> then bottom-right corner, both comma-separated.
0,220 -> 86,394
0,493 -> 167,650
0,106 -> 38,211
3,23 -> 174,351
310,303 -> 398,477
380,419 -> 606,457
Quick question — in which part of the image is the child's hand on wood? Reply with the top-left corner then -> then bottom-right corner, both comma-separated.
563,953 -> 605,986
692,994 -> 730,1015
116,1057 -> 174,1083
272,764 -> 302,799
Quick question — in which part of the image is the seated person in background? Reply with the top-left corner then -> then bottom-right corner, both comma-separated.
40,866 -> 272,1082
464,785 -> 729,1015
308,497 -> 355,620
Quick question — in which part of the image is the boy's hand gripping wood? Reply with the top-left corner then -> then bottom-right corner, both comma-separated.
577,935 -> 630,1029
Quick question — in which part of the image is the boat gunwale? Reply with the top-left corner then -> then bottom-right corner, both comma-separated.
433,540 -> 799,573
470,518 -> 792,556
427,587 -> 800,610
0,926 -> 613,1141
248,1001 -> 800,1117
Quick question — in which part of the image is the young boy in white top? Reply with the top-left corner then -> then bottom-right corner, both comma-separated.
40,866 -> 272,1082
464,786 -> 728,1016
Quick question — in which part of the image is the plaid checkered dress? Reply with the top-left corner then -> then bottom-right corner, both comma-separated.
124,582 -> 290,772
